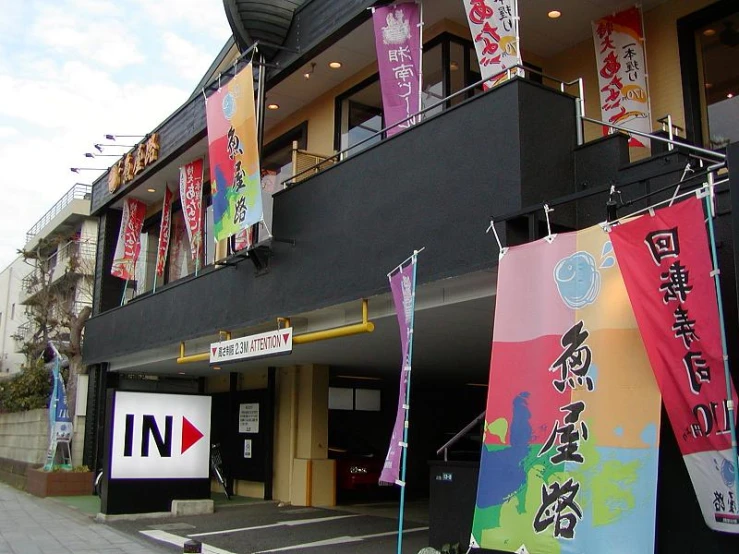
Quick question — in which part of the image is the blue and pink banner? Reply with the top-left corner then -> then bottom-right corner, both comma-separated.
471,224 -> 661,553
380,254 -> 418,485
372,2 -> 421,138
611,195 -> 739,532
206,63 -> 263,241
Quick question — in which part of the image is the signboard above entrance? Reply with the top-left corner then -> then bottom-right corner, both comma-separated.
210,328 -> 293,365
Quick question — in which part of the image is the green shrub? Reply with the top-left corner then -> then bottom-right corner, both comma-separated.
0,361 -> 59,413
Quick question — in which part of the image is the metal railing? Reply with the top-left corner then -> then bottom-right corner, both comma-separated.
25,184 -> 92,243
283,64 -> 586,187
436,410 -> 486,462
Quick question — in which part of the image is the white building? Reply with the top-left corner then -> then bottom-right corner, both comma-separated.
0,256 -> 32,375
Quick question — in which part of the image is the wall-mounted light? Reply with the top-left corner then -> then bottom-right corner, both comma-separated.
94,143 -> 135,152
70,167 -> 108,173
548,10 -> 561,19
105,134 -> 145,141
303,62 -> 316,80
450,60 -> 460,71
329,61 -> 342,69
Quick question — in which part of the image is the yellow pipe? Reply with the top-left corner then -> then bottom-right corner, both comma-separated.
292,298 -> 374,344
177,331 -> 231,364
176,299 -> 375,364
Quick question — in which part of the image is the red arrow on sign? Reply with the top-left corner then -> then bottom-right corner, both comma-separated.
283,332 -> 290,343
211,347 -> 217,356
181,416 -> 204,454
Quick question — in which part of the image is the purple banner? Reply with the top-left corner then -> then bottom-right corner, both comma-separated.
380,257 -> 417,485
372,2 -> 421,138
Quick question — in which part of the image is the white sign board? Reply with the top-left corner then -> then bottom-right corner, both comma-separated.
110,392 -> 211,479
239,403 -> 259,433
210,328 -> 293,364
244,439 -> 252,459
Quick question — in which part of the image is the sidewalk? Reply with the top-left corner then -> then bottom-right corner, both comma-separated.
0,482 -> 172,554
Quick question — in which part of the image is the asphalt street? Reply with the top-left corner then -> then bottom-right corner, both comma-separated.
109,501 -> 431,554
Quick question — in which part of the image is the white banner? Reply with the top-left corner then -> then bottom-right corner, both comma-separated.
592,6 -> 651,147
462,0 -> 520,89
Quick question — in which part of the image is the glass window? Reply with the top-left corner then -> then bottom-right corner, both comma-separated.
697,13 -> 739,148
422,43 -> 444,116
339,79 -> 384,157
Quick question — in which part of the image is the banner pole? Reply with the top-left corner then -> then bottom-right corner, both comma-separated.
120,278 -> 129,306
703,185 -> 739,511
396,249 -> 419,554
417,0 -> 424,125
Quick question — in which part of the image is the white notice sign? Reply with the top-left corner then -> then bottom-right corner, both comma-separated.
244,439 -> 252,459
210,328 -> 293,364
239,403 -> 259,434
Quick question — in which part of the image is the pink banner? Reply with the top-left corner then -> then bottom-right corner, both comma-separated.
179,158 -> 204,261
111,198 -> 146,281
463,0 -> 520,89
592,7 -> 651,147
155,186 -> 173,277
380,256 -> 417,485
372,2 -> 421,138
611,196 -> 739,532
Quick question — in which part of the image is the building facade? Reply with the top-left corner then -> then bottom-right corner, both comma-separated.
82,0 -> 738,551
0,257 -> 31,376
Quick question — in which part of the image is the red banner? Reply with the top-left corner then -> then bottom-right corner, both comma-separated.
179,158 -> 204,261
155,185 -> 173,277
611,195 -> 739,532
111,198 -> 146,281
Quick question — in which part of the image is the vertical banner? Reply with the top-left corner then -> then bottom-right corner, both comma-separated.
372,2 -> 421,137
611,196 -> 739,532
471,224 -> 661,553
111,198 -> 146,280
179,158 -> 204,261
155,185 -> 173,277
592,6 -> 651,147
380,254 -> 418,485
463,0 -> 520,89
206,63 -> 263,242
44,345 -> 72,471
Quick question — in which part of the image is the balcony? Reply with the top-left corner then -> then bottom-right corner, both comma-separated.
21,240 -> 97,305
84,78 -> 579,364
25,184 -> 91,245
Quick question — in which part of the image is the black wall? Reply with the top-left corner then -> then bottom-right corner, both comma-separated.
84,80 -> 577,364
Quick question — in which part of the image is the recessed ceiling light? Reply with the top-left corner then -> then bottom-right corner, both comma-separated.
703,28 -> 716,37
548,10 -> 561,19
267,103 -> 279,110
329,61 -> 342,69
178,371 -> 186,375
729,93 -> 735,99
147,188 -> 156,192
705,82 -> 713,89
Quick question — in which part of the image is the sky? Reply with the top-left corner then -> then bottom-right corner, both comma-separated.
0,0 -> 233,270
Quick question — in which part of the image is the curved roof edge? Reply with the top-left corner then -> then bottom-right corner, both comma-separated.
222,0 -> 305,58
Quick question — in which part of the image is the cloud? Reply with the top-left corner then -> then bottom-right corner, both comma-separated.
31,2 -> 145,69
0,0 -> 233,270
161,32 -> 215,83
0,127 -> 18,139
133,0 -> 232,43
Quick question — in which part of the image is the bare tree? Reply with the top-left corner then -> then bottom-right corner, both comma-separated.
16,235 -> 94,419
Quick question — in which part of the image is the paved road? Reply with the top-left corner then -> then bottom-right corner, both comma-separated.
0,482 -> 170,554
110,501 -> 430,554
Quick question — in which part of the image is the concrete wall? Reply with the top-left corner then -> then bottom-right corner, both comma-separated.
0,409 -> 49,465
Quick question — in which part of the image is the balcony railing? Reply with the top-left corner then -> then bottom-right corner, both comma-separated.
25,184 -> 92,243
12,322 -> 32,349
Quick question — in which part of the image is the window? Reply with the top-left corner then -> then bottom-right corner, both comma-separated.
678,1 -> 738,147
697,12 -> 739,148
11,304 -> 15,320
335,33 -> 515,156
